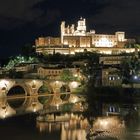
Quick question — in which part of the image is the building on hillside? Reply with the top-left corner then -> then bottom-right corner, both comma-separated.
99,55 -> 132,65
102,67 -> 122,86
61,17 -> 127,48
102,103 -> 121,116
37,67 -> 83,80
35,18 -> 136,55
35,37 -> 61,47
14,63 -> 38,72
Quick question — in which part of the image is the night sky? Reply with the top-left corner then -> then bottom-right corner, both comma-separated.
0,0 -> 140,58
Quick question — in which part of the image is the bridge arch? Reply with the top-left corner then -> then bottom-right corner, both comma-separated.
60,84 -> 71,101
7,84 -> 27,96
7,84 -> 28,109
38,81 -> 54,105
38,81 -> 54,94
60,84 -> 70,93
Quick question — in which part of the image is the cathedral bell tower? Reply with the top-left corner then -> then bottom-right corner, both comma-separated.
76,17 -> 86,33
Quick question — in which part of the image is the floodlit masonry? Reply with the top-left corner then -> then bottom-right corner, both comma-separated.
35,17 -> 136,54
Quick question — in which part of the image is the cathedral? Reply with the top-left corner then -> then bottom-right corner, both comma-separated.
35,18 -> 135,54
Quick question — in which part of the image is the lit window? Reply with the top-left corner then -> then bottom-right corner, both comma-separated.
109,77 -> 112,80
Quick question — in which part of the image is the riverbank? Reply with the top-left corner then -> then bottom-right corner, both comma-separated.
86,86 -> 140,103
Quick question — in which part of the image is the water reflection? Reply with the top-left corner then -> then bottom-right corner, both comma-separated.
89,117 -> 126,139
0,94 -> 140,139
36,113 -> 89,140
0,96 -> 44,118
36,113 -> 128,140
0,98 -> 16,119
0,93 -> 84,119
25,96 -> 43,112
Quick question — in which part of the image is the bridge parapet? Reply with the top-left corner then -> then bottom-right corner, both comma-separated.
0,78 -> 81,97
0,79 -> 43,96
49,80 -> 81,93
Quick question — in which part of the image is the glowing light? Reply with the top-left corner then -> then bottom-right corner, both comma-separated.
64,41 -> 68,45
32,102 -> 37,112
0,79 -> 9,88
98,37 -> 111,47
64,53 -> 69,55
33,80 -> 36,85
72,98 -> 77,103
70,81 -> 78,88
92,117 -> 126,139
99,120 -> 108,128
32,80 -> 36,89
133,75 -> 138,80
33,108 -> 37,112
56,104 -> 59,110
70,95 -> 78,103
70,52 -> 75,54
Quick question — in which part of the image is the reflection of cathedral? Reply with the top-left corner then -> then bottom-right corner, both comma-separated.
35,18 -> 135,54
36,113 -> 89,140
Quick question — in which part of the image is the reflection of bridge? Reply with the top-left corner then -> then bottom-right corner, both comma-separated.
0,94 -> 84,119
0,79 -> 84,119
0,79 -> 81,96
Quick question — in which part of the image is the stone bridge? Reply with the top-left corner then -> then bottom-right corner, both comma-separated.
0,79 -> 83,119
0,79 -> 81,97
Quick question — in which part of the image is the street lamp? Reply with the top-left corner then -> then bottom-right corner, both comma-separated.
133,75 -> 138,80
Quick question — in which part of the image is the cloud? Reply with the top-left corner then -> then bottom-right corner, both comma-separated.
0,0 -> 43,29
90,0 -> 140,32
0,0 -> 140,58
0,0 -> 115,30
0,0 -> 139,32
0,0 -> 43,19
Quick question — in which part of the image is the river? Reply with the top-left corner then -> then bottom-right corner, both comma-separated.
0,94 -> 140,140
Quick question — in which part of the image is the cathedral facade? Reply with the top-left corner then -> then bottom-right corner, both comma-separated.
35,18 -> 135,54
61,17 -> 126,48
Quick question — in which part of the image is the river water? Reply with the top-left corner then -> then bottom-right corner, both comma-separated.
0,94 -> 140,140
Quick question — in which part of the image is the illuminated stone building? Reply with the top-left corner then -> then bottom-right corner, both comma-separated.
102,67 -> 122,86
35,18 -> 136,54
37,67 -> 81,80
99,55 -> 132,65
35,37 -> 61,47
61,17 -> 126,48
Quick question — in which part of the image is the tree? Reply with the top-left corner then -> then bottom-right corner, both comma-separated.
60,69 -> 75,82
21,44 -> 35,56
5,55 -> 39,70
8,69 -> 23,78
120,56 -> 140,84
121,57 -> 132,84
